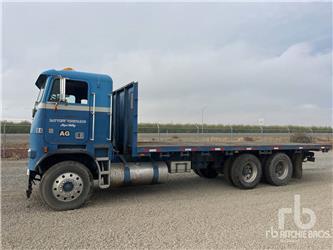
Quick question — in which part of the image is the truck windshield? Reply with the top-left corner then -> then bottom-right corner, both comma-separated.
36,84 -> 45,103
32,75 -> 48,118
34,74 -> 47,104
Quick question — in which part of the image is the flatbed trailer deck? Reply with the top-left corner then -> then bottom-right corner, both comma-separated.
136,142 -> 331,155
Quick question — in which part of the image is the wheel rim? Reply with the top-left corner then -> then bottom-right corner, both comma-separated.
275,161 -> 288,180
52,172 -> 84,202
241,162 -> 258,183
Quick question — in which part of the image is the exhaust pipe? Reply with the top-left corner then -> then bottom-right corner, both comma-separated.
110,162 -> 168,187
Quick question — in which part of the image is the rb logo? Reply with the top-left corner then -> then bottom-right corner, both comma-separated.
278,194 -> 316,230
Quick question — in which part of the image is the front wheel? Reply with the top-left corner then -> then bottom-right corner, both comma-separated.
40,161 -> 93,211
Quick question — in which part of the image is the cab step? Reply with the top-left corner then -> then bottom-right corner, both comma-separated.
96,157 -> 111,189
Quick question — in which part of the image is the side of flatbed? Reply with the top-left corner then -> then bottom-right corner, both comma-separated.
135,142 -> 331,156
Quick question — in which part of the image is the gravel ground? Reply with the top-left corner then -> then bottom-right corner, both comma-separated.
1,152 -> 332,249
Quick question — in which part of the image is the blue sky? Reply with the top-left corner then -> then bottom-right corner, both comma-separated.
2,2 -> 332,125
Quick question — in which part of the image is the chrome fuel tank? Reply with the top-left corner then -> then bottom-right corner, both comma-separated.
110,162 -> 168,187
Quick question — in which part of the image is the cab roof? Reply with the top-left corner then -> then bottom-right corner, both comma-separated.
35,69 -> 112,88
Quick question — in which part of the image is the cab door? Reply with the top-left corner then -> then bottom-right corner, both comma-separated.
44,77 -> 90,145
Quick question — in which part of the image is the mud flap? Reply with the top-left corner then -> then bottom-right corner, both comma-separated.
292,153 -> 303,179
26,171 -> 39,198
26,174 -> 34,198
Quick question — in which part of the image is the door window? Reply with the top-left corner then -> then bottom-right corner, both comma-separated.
48,79 -> 88,104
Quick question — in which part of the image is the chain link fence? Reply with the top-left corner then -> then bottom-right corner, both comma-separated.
138,124 -> 332,145
1,124 -> 30,159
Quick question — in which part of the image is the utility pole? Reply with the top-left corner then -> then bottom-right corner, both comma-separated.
3,122 -> 6,158
201,106 -> 207,134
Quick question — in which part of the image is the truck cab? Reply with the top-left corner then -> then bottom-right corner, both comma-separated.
29,68 -> 114,165
27,69 -> 116,209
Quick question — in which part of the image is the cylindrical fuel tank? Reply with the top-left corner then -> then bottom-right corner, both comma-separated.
110,162 -> 168,187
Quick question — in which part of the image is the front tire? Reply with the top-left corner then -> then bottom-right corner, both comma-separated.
40,161 -> 93,211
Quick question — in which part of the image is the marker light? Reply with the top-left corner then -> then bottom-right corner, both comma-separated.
63,67 -> 74,71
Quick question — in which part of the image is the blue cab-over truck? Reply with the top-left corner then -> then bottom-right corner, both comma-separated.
27,68 -> 332,210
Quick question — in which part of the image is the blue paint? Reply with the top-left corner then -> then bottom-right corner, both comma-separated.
151,161 -> 159,184
111,82 -> 138,156
124,165 -> 131,185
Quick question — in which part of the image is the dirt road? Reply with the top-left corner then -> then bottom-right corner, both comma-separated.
1,152 -> 332,249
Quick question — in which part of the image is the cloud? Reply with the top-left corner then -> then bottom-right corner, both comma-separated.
102,42 -> 331,125
1,2 -> 332,126
299,104 -> 319,110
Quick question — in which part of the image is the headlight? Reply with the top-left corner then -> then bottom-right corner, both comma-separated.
27,149 -> 36,159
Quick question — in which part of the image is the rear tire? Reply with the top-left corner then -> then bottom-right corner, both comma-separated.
40,161 -> 93,211
264,153 -> 292,186
230,154 -> 262,189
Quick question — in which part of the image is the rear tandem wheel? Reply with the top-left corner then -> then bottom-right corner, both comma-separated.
230,154 -> 262,189
264,153 -> 293,186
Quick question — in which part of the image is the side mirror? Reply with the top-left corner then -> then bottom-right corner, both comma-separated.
32,108 -> 37,118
